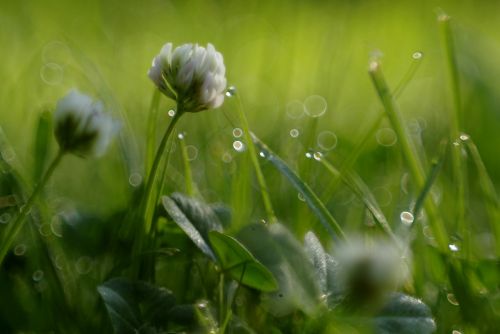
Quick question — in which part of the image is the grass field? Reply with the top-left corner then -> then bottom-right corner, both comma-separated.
1,0 -> 499,333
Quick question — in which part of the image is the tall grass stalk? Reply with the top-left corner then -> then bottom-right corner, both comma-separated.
0,150 -> 64,266
234,93 -> 276,224
439,13 -> 468,257
369,61 -> 449,252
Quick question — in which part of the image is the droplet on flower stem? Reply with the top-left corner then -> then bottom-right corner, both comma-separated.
225,86 -> 237,97
400,211 -> 414,225
232,140 -> 245,152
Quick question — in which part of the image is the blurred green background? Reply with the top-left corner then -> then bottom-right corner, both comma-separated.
1,0 -> 499,226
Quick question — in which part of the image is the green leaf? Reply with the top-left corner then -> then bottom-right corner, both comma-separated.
97,278 -> 176,333
32,110 -> 53,183
252,135 -> 345,241
374,293 -> 436,334
208,231 -> 278,292
161,195 -> 217,261
237,223 -> 321,316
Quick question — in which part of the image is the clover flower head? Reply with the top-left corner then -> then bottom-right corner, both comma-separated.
54,90 -> 118,157
148,42 -> 227,112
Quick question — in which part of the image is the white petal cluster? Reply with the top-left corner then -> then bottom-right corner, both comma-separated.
148,43 -> 227,112
54,90 -> 118,157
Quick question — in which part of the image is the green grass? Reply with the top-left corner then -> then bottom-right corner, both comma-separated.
1,0 -> 500,333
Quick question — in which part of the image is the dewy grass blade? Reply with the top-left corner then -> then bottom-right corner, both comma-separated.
369,60 -> 449,252
463,137 -> 500,255
234,93 -> 276,224
253,135 -> 346,241
439,13 -> 468,256
318,158 -> 400,247
320,52 -> 424,201
32,110 -> 53,183
178,133 -> 194,197
413,154 -> 445,223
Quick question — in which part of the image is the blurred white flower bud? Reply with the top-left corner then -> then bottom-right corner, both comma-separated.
148,43 -> 227,112
54,90 -> 118,157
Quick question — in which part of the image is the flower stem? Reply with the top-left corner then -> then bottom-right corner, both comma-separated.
145,89 -> 161,176
369,61 -> 449,252
0,150 -> 64,267
234,95 -> 276,224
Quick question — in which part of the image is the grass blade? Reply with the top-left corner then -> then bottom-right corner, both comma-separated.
252,135 -> 346,241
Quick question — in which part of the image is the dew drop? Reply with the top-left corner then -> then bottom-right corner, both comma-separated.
412,51 -> 423,60
400,211 -> 414,225
305,152 -> 313,159
447,293 -> 459,306
376,128 -> 397,147
452,331 -> 462,334
32,270 -> 44,282
289,129 -> 300,138
449,243 -> 459,252
222,152 -> 232,163
40,63 -> 64,85
38,223 -> 52,237
304,95 -> 327,118
232,128 -> 243,138
260,219 -> 267,225
167,109 -> 176,117
232,140 -> 245,152
1,148 -> 15,162
0,212 -> 11,224
186,145 -> 198,161
259,151 -> 266,158
452,141 -> 460,147
286,100 -> 305,119
14,244 -> 27,256
50,216 -> 63,237
128,173 -> 143,187
225,85 -> 237,97
313,152 -> 323,161
177,133 -> 185,140
298,193 -> 306,202
75,256 -> 93,275
317,131 -> 337,150
459,133 -> 470,141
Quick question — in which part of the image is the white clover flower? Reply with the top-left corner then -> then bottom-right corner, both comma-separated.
54,90 -> 118,157
148,43 -> 227,112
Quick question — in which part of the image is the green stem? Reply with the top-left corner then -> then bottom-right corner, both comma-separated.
234,95 -> 276,223
145,89 -> 161,176
143,107 -> 183,233
0,150 -> 64,267
369,61 -> 449,252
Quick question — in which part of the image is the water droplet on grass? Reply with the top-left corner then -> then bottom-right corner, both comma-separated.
286,100 -> 305,119
459,133 -> 470,141
76,256 -> 93,275
14,244 -> 27,256
128,173 -> 142,187
289,129 -> 300,138
0,213 -> 11,224
412,51 -> 423,60
305,152 -> 313,159
168,109 -> 176,117
225,86 -> 237,97
232,140 -> 245,152
298,193 -> 306,202
304,95 -> 327,117
447,293 -> 459,306
259,151 -> 266,158
400,211 -> 414,225
449,243 -> 459,252
222,152 -> 232,163
232,128 -> 243,138
186,145 -> 198,161
40,63 -> 64,85
317,131 -> 337,150
313,152 -> 323,161
32,270 -> 44,282
376,128 -> 397,147
1,148 -> 15,162
177,133 -> 185,140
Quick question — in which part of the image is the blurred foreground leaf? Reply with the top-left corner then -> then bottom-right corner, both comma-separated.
209,231 -> 278,292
